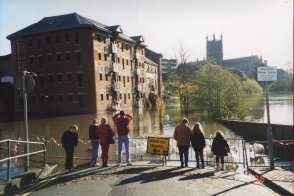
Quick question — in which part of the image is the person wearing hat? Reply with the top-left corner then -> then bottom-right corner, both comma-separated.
61,124 -> 79,172
112,110 -> 133,166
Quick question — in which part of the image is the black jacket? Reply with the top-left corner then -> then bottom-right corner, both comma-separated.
88,124 -> 98,140
211,137 -> 230,156
61,130 -> 79,148
191,132 -> 206,151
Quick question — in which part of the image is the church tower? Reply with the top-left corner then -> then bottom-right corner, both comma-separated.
206,34 -> 223,65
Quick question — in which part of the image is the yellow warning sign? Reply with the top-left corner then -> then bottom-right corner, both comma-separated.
147,137 -> 169,156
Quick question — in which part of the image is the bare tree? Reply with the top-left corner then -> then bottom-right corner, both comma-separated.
174,42 -> 190,65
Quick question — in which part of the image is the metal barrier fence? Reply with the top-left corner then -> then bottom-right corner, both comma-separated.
25,136 -> 247,172
0,139 -> 46,181
246,140 -> 294,169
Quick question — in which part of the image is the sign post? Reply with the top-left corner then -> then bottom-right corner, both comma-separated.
147,137 -> 169,165
257,66 -> 277,170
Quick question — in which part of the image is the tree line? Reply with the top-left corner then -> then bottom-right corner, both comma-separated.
165,60 -> 269,120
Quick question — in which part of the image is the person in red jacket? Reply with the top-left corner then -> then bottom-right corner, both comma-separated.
173,118 -> 192,167
112,110 -> 133,166
96,117 -> 114,167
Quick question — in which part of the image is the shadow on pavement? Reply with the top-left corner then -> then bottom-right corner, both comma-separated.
116,167 -> 194,185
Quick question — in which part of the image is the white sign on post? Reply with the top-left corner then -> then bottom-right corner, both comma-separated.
257,66 -> 277,82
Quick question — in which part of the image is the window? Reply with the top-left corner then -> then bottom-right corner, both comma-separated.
78,94 -> 83,107
97,34 -> 101,42
123,76 -> 125,87
98,53 -> 101,60
126,59 -> 129,65
56,35 -> 60,44
127,76 -> 129,82
105,74 -> 108,81
65,33 -> 69,42
104,54 -> 107,61
57,74 -> 63,83
76,52 -> 81,66
100,94 -> 104,101
67,73 -> 72,82
77,73 -> 83,87
49,95 -> 54,102
46,36 -> 51,45
66,52 -> 71,61
119,75 -> 121,81
28,40 -> 33,48
124,94 -> 126,104
75,32 -> 79,44
29,57 -> 34,65
106,94 -> 109,100
103,36 -> 106,43
41,95 -> 45,108
48,74 -> 54,82
68,94 -> 73,102
39,76 -> 44,88
56,54 -> 61,61
47,54 -> 52,63
38,39 -> 42,49
100,73 -> 103,80
119,93 -> 122,99
59,94 -> 63,102
128,93 -> 130,99
38,56 -> 43,69
118,57 -> 120,63
32,95 -> 36,103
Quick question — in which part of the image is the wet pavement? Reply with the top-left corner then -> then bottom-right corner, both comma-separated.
1,161 -> 282,196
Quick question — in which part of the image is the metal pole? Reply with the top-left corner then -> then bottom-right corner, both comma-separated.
23,70 -> 29,171
7,140 -> 11,181
265,82 -> 274,170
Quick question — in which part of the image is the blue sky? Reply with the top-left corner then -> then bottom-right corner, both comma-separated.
0,0 -> 292,70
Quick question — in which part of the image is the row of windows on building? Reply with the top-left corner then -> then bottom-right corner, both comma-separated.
38,73 -> 83,88
30,92 -> 142,107
97,34 -> 144,55
28,51 -> 81,68
27,32 -> 80,49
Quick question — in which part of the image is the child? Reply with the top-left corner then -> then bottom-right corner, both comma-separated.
211,130 -> 230,171
61,125 -> 79,172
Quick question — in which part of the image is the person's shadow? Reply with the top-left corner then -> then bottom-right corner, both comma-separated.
116,167 -> 194,185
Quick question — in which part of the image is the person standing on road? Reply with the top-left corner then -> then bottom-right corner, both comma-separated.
112,110 -> 133,166
96,117 -> 115,167
89,119 -> 99,167
191,122 -> 206,168
211,130 -> 230,171
173,118 -> 192,167
61,125 -> 79,172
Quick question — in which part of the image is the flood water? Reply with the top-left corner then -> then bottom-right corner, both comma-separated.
0,93 -> 292,140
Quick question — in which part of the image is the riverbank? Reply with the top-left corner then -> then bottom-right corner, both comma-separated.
216,118 -> 293,141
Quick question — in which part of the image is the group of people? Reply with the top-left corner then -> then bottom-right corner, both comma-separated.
61,114 -> 230,172
174,118 -> 230,171
61,110 -> 133,172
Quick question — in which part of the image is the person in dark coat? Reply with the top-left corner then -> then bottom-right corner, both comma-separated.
61,125 -> 79,171
89,119 -> 99,167
211,130 -> 230,171
191,122 -> 206,168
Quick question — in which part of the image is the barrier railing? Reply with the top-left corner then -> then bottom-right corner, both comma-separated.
0,139 -> 46,181
246,140 -> 294,169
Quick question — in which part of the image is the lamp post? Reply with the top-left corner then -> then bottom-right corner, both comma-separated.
22,70 -> 37,171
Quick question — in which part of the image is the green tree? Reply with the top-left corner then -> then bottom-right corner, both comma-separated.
242,78 -> 263,94
192,63 -> 247,119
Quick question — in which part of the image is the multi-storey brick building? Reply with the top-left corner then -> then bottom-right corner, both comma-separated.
7,13 -> 162,116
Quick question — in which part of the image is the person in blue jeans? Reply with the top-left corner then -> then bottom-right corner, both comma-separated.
112,111 -> 133,166
89,119 -> 99,167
